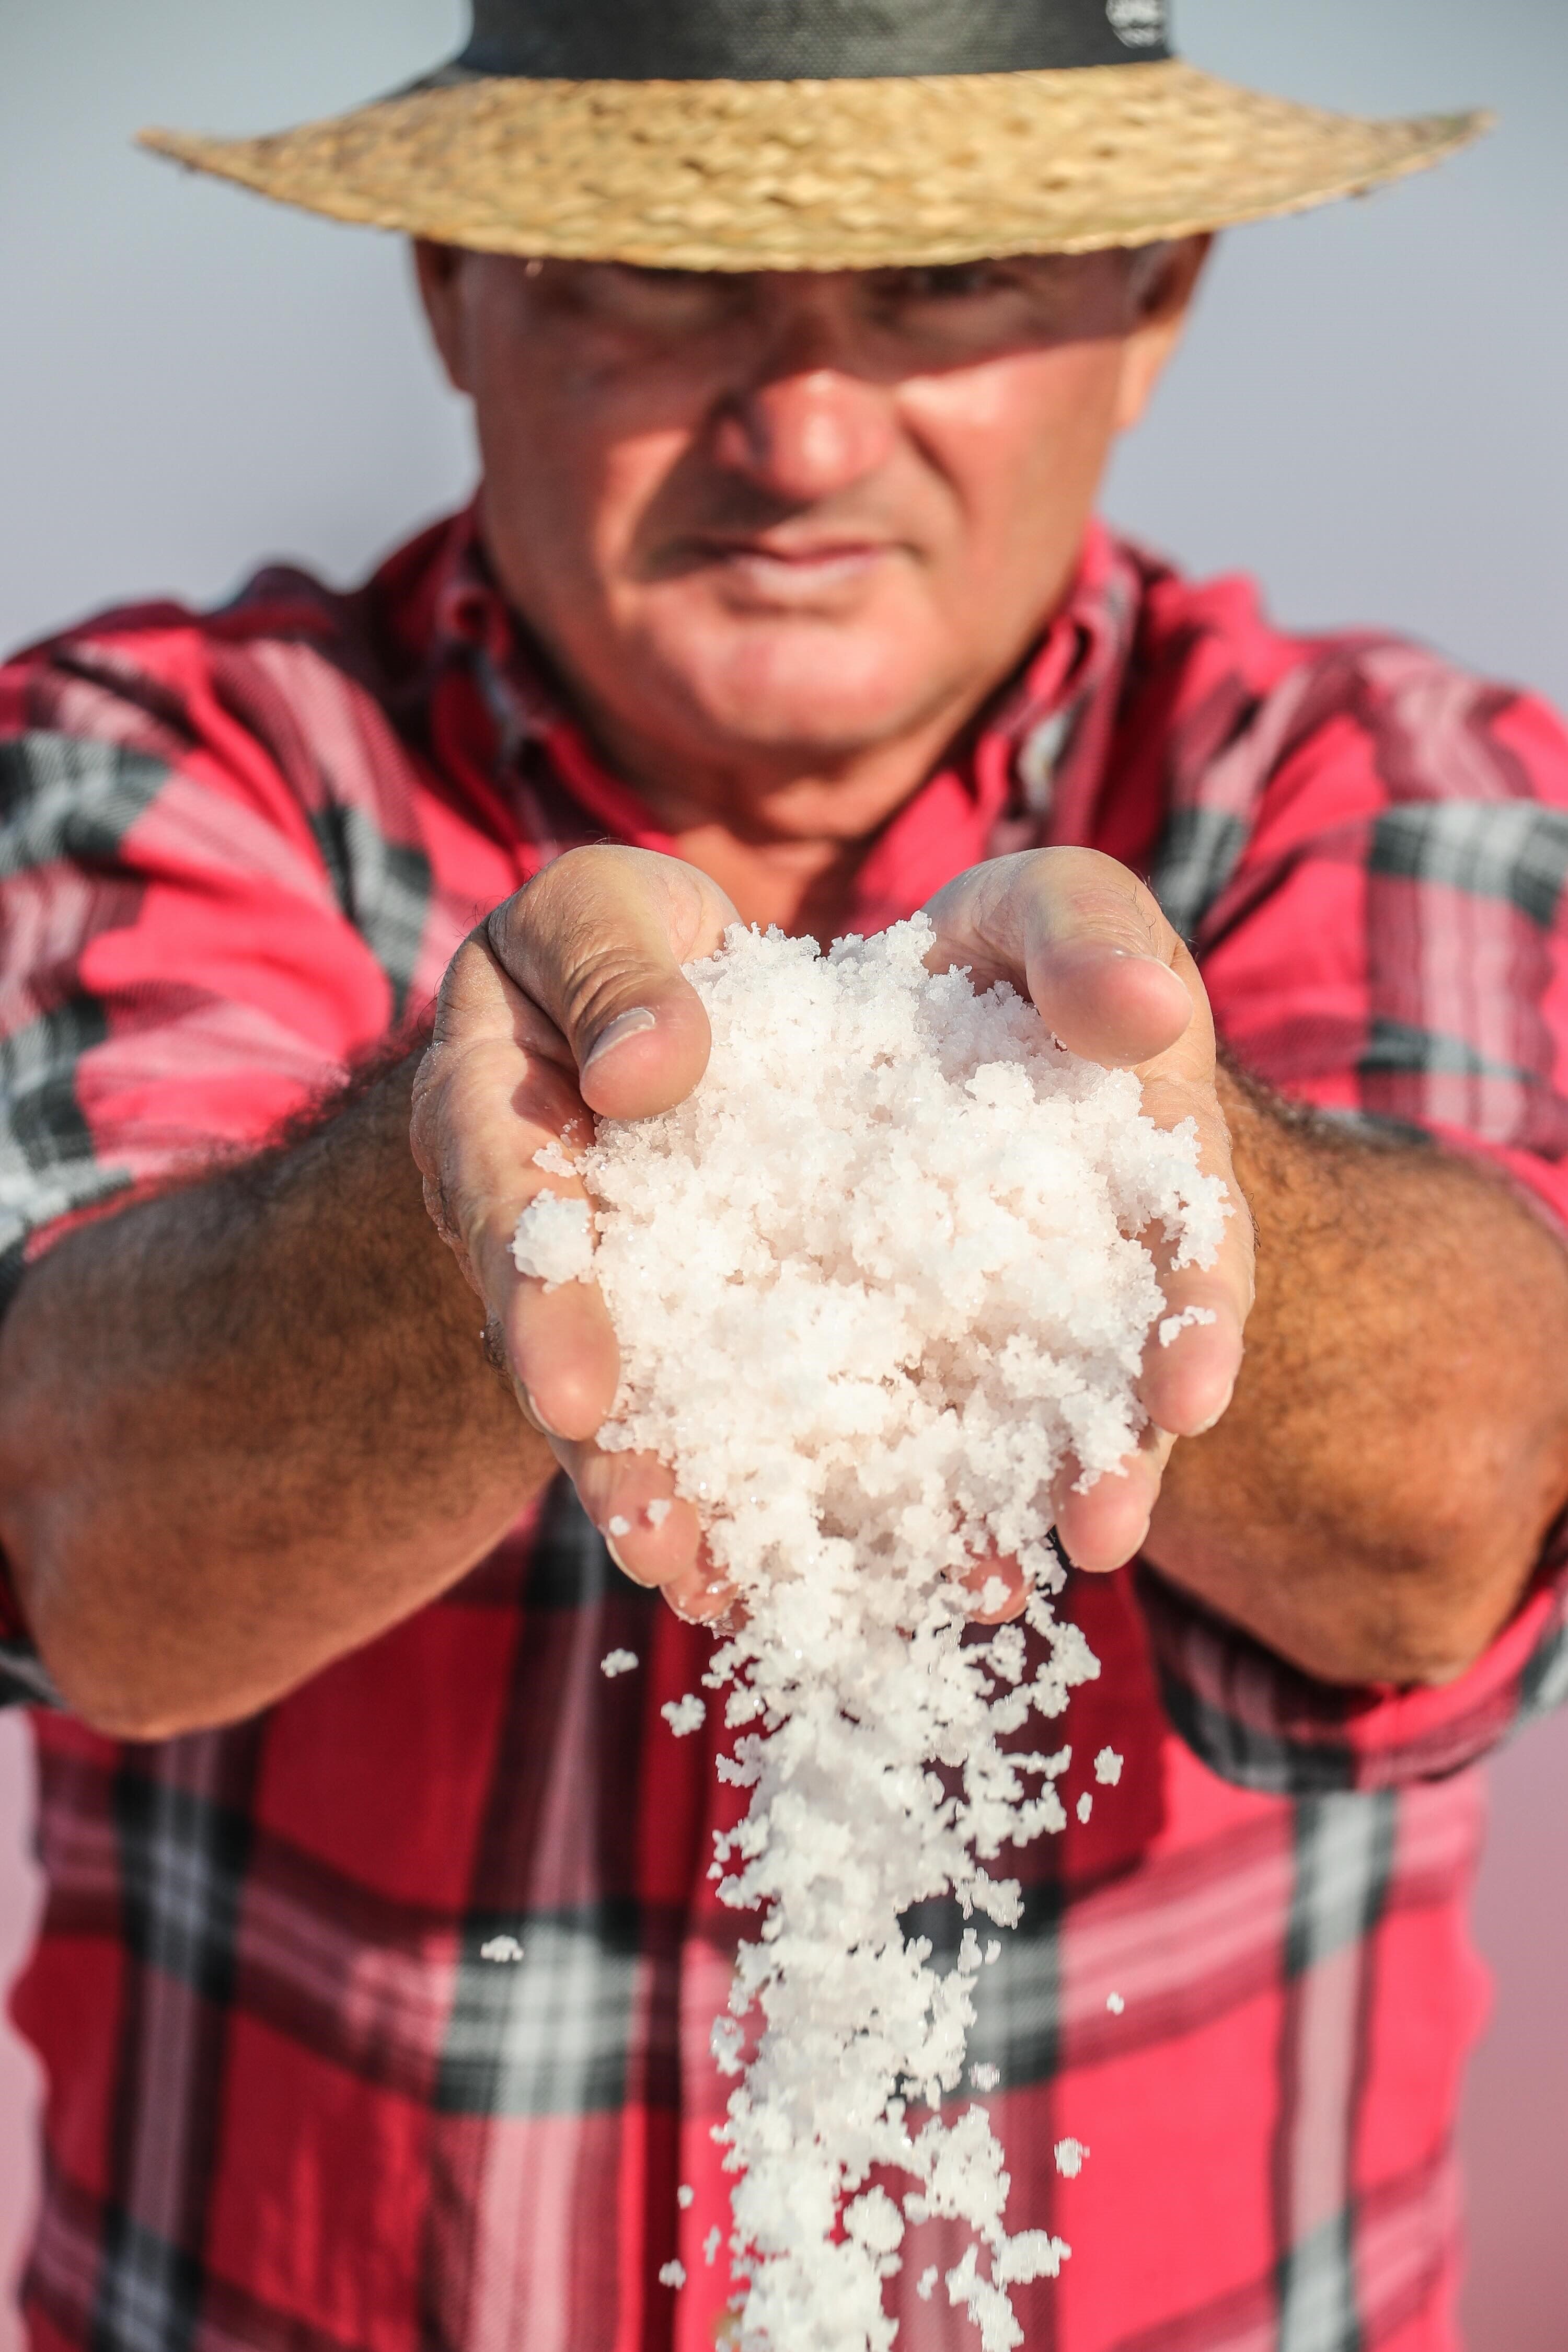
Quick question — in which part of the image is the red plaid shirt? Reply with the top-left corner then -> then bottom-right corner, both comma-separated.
4,508 -> 1568,2352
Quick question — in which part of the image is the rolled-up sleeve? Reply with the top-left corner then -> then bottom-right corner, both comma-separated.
1137,1543 -> 1568,1795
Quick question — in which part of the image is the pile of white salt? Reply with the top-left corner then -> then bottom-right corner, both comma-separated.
512,916 -> 1227,2352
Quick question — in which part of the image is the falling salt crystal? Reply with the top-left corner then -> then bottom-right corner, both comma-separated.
511,1193 -> 593,1286
677,2184 -> 695,2209
1106,1992 -> 1125,2015
607,1514 -> 632,1538
1158,1302 -> 1218,1348
1054,2138 -> 1089,2179
663,1694 -> 706,1737
1076,1792 -> 1093,1824
985,1940 -> 1002,1965
533,1138 -> 577,1178
646,1497 -> 673,1527
916,2266 -> 939,2302
970,2062 -> 1000,2091
1094,1747 -> 1123,1785
658,2261 -> 686,2290
479,1934 -> 523,1963
704,2226 -> 723,2267
711,2015 -> 744,2073
600,1650 -> 639,1678
548,917 -> 1228,2352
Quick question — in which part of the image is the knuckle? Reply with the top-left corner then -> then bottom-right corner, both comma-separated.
557,949 -> 661,1043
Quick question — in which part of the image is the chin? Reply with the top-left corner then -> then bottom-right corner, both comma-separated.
667,624 -> 956,758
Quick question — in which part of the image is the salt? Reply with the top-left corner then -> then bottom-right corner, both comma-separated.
659,2261 -> 687,2290
1076,1792 -> 1093,1825
601,1649 -> 639,1678
646,1497 -> 673,1528
510,1191 -> 593,1287
663,1693 -> 706,1737
1094,1747 -> 1123,1785
479,1933 -> 523,1963
1054,2139 -> 1089,2180
678,2183 -> 696,2208
1106,1993 -> 1125,2016
512,918 -> 1227,2352
1158,1302 -> 1218,1348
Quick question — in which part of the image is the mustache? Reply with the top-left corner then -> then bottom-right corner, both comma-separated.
628,445 -> 917,581
635,496 -> 909,581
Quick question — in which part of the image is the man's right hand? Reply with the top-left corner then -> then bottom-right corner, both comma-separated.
411,846 -> 741,1621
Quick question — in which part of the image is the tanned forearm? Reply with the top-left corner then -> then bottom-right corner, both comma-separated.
1147,1060 -> 1568,1686
0,1056 -> 550,1739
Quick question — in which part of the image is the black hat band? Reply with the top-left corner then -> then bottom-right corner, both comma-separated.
456,0 -> 1173,83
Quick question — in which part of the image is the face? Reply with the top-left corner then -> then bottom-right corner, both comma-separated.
417,243 -> 1206,835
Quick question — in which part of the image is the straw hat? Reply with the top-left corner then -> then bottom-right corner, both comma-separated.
140,0 -> 1488,274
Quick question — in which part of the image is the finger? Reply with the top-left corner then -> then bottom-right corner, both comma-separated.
1134,1069 -> 1255,1439
1053,1427 -> 1177,1575
923,849 -> 1195,1070
413,936 -> 618,1442
488,845 -> 740,1119
555,1437 -> 740,1621
957,1553 -> 1030,1623
504,1267 -> 622,1446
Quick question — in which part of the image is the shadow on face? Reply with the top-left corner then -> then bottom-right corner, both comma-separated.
415,240 -> 1209,814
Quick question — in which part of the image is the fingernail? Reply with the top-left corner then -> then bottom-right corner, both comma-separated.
1192,1379 -> 1237,1437
582,1007 -> 656,1075
517,1383 -> 563,1439
605,1535 -> 633,1577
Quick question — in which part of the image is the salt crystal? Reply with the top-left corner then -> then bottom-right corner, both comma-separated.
916,2266 -> 939,2302
479,1933 -> 523,1963
511,1192 -> 593,1286
548,917 -> 1226,2352
663,1694 -> 706,1737
1076,1792 -> 1093,1824
970,2062 -> 1000,2091
1094,1747 -> 1123,1786
1158,1302 -> 1218,1348
658,2260 -> 686,2290
607,1514 -> 632,1538
646,1497 -> 673,1528
533,1137 -> 577,1178
704,2225 -> 723,2266
1054,2138 -> 1089,2180
1106,1993 -> 1125,2015
677,2183 -> 695,2209
600,1649 -> 639,1678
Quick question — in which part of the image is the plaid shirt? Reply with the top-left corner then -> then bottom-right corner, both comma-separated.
4,507 -> 1568,2352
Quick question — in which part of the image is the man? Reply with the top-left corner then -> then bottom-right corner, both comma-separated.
2,2 -> 1567,2346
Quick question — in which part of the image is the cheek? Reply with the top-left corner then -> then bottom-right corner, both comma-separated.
905,339 -> 1130,541
475,348 -> 694,598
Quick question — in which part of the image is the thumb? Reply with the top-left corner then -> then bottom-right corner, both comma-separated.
925,848 -> 1194,1070
488,846 -> 739,1118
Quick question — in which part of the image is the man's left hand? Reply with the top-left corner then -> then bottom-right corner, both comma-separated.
923,849 -> 1255,1577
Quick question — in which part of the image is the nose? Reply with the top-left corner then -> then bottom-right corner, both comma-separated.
709,299 -> 900,502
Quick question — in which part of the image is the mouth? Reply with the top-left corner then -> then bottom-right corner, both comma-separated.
688,534 -> 900,603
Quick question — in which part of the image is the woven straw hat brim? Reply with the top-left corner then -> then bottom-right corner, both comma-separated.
141,61 -> 1487,273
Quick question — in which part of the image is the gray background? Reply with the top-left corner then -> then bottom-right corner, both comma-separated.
2,1 -> 1566,2343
